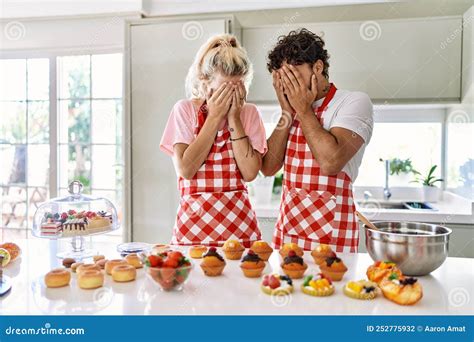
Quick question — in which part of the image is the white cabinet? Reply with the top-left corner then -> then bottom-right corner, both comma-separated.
244,17 -> 462,103
125,17 -> 231,243
462,6 -> 473,102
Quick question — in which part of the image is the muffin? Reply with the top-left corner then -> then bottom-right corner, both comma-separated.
301,273 -> 335,297
250,240 -> 273,261
319,256 -> 347,281
189,245 -> 207,259
311,244 -> 336,265
279,242 -> 304,258
240,250 -> 266,278
280,250 -> 308,279
222,239 -> 245,260
343,280 -> 379,300
200,247 -> 226,276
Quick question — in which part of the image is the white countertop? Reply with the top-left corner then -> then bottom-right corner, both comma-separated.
1,239 -> 473,315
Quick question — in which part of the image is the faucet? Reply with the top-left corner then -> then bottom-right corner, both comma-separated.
363,191 -> 372,201
383,159 -> 392,201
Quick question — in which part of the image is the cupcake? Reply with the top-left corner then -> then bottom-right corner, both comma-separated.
250,240 -> 273,261
200,247 -> 226,276
279,242 -> 304,258
301,273 -> 335,297
319,256 -> 347,281
261,274 -> 293,296
222,239 -> 245,260
343,280 -> 379,300
311,244 -> 336,265
240,250 -> 265,278
281,250 -> 308,279
189,245 -> 207,259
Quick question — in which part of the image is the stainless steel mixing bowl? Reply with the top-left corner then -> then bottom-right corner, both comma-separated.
364,221 -> 452,276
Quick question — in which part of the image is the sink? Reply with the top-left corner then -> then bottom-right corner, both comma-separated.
356,201 -> 437,211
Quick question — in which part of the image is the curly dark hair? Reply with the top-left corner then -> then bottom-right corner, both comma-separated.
267,28 -> 330,79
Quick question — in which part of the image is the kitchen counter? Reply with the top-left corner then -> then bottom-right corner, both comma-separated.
1,239 -> 473,315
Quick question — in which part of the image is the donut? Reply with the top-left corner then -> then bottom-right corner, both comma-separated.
125,253 -> 142,269
71,262 -> 84,273
77,263 -> 101,274
95,259 -> 108,269
111,264 -> 136,282
93,255 -> 105,262
105,259 -> 128,275
77,270 -> 104,289
62,258 -> 76,268
45,268 -> 71,288
189,245 -> 207,259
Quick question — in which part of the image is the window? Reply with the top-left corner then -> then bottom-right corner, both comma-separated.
1,53 -> 123,237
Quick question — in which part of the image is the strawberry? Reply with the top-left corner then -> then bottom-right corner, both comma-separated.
288,250 -> 296,257
167,251 -> 183,261
208,247 -> 217,253
262,275 -> 269,286
68,209 -> 76,215
248,250 -> 256,255
162,258 -> 179,268
268,275 -> 280,289
148,255 -> 162,268
60,212 -> 68,220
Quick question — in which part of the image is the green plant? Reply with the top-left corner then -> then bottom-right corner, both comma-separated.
411,165 -> 443,187
379,158 -> 417,175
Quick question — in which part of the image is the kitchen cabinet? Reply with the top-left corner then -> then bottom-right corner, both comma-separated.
462,6 -> 473,102
125,17 -> 233,243
244,16 -> 462,103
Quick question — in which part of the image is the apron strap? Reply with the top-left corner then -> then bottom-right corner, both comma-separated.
315,83 -> 337,122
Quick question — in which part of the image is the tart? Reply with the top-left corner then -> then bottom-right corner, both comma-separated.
311,244 -> 336,265
222,239 -> 245,260
261,274 -> 293,296
240,250 -> 265,278
319,256 -> 347,281
343,280 -> 379,300
200,247 -> 226,276
379,272 -> 423,305
281,250 -> 308,279
250,240 -> 273,261
279,242 -> 304,258
301,273 -> 335,297
189,245 -> 207,259
366,260 -> 403,284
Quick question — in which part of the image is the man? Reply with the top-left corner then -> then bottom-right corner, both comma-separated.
262,28 -> 374,253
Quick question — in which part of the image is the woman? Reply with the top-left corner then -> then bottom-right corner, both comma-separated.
160,34 -> 267,247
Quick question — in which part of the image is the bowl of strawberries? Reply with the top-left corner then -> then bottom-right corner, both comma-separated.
143,250 -> 193,291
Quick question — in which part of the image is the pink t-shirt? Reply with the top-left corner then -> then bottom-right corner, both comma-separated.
160,99 -> 268,156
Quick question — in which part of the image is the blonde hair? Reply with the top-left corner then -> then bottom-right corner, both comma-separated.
185,34 -> 253,99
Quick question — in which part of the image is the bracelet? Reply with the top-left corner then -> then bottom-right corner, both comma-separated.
230,135 -> 249,142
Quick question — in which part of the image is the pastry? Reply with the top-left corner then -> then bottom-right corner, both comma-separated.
0,242 -> 21,261
45,268 -> 71,288
40,210 -> 113,237
105,259 -> 128,275
77,263 -> 101,274
281,250 -> 307,279
240,250 -> 266,278
78,270 -> 104,289
319,256 -> 347,281
279,242 -> 304,258
40,220 -> 62,236
222,239 -> 245,260
0,248 -> 11,267
200,247 -> 226,276
343,280 -> 379,300
151,244 -> 170,255
189,245 -> 207,259
261,274 -> 293,296
311,244 -> 336,265
379,272 -> 423,305
301,273 -> 335,296
71,262 -> 84,273
367,260 -> 403,284
125,253 -> 143,268
95,259 -> 108,269
62,258 -> 76,268
250,240 -> 273,261
111,264 -> 137,282
93,255 -> 105,262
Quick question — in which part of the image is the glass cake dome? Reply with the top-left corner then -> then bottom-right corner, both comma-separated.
32,181 -> 119,259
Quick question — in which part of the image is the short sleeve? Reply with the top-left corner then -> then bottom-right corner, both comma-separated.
330,92 -> 374,143
241,103 -> 268,155
159,100 -> 196,156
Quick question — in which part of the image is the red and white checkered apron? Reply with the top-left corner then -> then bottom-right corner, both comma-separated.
273,84 -> 358,253
172,102 -> 261,248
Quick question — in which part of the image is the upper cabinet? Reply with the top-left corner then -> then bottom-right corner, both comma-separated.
244,16 -> 463,103
462,6 -> 473,103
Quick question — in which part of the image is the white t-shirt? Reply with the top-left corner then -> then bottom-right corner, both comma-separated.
311,89 -> 374,182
